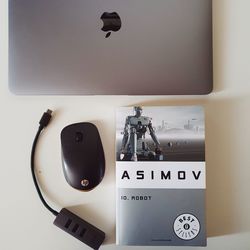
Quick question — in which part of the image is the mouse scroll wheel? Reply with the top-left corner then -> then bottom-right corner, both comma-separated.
75,132 -> 83,142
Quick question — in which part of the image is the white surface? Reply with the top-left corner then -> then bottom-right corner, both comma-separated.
0,0 -> 250,249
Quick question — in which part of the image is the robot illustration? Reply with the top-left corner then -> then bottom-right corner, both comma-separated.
120,106 -> 163,161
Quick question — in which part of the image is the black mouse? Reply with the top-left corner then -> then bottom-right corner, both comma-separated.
61,122 -> 105,191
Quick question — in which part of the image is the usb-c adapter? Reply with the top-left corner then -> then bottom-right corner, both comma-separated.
31,110 -> 105,250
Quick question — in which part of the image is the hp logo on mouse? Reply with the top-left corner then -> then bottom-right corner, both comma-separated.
81,179 -> 89,187
173,214 -> 200,240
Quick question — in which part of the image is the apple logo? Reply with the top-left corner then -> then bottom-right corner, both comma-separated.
100,12 -> 121,38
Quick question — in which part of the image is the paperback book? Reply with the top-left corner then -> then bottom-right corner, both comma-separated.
116,106 -> 206,246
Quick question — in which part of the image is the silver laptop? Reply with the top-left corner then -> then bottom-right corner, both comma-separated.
9,0 -> 213,95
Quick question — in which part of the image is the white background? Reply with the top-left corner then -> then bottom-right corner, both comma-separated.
0,0 -> 250,249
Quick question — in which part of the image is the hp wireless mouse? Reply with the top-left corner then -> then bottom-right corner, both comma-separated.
61,123 -> 105,191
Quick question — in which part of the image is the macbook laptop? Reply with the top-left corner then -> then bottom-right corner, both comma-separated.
9,0 -> 213,95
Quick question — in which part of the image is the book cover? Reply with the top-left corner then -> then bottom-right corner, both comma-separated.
116,106 -> 206,246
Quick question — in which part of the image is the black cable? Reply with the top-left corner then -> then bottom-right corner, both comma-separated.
31,110 -> 59,216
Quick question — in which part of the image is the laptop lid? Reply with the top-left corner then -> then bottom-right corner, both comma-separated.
9,0 -> 213,95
